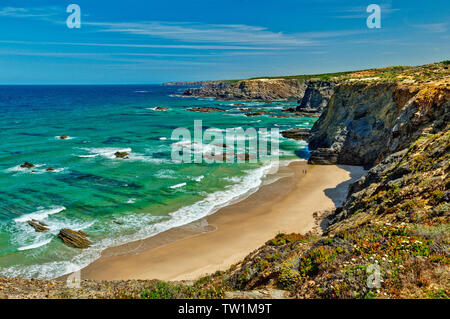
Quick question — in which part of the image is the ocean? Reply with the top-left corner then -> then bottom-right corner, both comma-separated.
0,85 -> 314,279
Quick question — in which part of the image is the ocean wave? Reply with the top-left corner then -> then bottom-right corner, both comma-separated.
79,147 -> 168,164
14,206 -> 66,223
170,182 -> 186,189
5,164 -> 44,173
18,238 -> 53,251
194,175 -> 204,182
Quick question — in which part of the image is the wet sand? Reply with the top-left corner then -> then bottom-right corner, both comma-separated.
80,161 -> 365,281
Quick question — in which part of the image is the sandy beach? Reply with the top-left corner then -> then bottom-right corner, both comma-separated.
80,161 -> 365,281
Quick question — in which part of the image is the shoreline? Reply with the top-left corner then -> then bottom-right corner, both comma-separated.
80,161 -> 365,281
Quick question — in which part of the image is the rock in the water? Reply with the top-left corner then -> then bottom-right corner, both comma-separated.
20,162 -> 35,169
59,135 -> 68,139
46,168 -> 55,172
245,112 -> 263,117
114,151 -> 129,159
57,228 -> 91,248
154,106 -> 168,111
187,107 -> 226,113
281,128 -> 312,141
27,220 -> 49,232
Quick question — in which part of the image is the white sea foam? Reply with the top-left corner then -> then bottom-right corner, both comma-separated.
18,238 -> 52,251
154,169 -> 176,179
170,182 -> 187,189
79,147 -> 168,164
78,154 -> 99,158
14,206 -> 66,223
5,164 -> 45,173
194,175 -> 204,182
223,176 -> 242,183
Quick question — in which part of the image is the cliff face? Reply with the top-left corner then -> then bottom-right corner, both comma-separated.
162,80 -> 216,86
184,78 -> 305,100
308,81 -> 450,168
296,80 -> 337,114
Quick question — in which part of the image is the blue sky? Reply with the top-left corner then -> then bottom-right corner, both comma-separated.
0,0 -> 448,84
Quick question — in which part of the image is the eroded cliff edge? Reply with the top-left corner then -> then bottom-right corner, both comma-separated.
308,81 -> 450,168
184,78 -> 306,101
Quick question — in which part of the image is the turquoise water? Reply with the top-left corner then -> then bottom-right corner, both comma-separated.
0,85 -> 314,279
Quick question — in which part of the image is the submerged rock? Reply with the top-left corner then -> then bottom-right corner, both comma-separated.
187,107 -> 226,113
114,151 -> 129,159
20,162 -> 35,169
245,112 -> 263,117
27,220 -> 49,232
57,228 -> 91,248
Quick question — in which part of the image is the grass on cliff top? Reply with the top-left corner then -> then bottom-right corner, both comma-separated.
214,61 -> 449,84
247,70 -> 356,82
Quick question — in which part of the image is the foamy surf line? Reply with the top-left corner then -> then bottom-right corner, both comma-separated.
14,206 -> 66,223
18,238 -> 53,251
0,159 -> 301,280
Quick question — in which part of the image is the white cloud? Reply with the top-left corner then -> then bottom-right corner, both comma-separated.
85,21 -> 314,46
334,4 -> 399,19
413,23 -> 448,33
0,6 -> 60,18
0,40 -> 279,51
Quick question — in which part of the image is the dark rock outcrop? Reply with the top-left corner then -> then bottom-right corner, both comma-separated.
163,80 -> 216,86
184,82 -> 231,97
296,80 -> 337,116
20,162 -> 35,169
245,112 -> 263,117
27,220 -> 49,232
59,135 -> 68,140
187,107 -> 226,113
114,151 -> 129,159
57,228 -> 91,248
281,128 -> 312,142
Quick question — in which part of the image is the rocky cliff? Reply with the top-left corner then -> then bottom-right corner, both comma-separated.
308,79 -> 449,168
296,80 -> 337,115
162,80 -> 217,86
184,78 -> 305,100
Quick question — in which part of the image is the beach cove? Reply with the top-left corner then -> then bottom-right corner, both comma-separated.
81,161 -> 365,281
